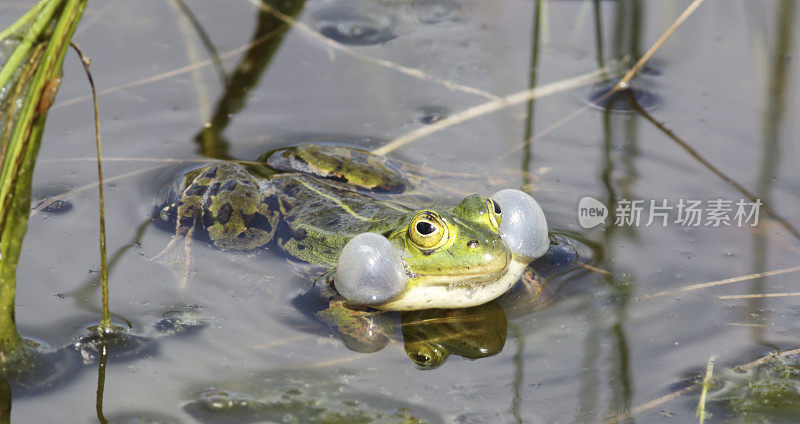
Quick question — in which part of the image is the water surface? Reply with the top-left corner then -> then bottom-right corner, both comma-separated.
2,0 -> 799,422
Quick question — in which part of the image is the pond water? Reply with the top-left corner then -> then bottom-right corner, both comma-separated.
2,0 -> 800,422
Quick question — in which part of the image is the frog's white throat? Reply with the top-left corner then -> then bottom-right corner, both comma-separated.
375,260 -> 528,311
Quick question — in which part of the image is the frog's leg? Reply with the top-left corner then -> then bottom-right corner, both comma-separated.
519,266 -> 545,303
202,167 -> 280,251
154,163 -> 279,286
313,276 -> 395,352
260,144 -> 409,193
154,165 -> 220,286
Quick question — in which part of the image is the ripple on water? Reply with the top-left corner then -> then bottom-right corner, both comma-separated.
312,6 -> 396,46
585,79 -> 661,112
72,322 -> 157,365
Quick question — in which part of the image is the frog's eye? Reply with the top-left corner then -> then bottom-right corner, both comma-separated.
409,212 -> 448,249
405,341 -> 449,369
486,198 -> 502,229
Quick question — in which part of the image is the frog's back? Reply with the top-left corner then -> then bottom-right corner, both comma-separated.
271,173 -> 410,267
158,144 -> 414,268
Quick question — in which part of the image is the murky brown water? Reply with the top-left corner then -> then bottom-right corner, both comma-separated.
2,0 -> 800,422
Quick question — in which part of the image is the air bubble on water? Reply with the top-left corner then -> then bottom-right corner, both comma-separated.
160,205 -> 172,221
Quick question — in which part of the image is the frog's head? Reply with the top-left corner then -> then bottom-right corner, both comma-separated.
391,194 -> 512,284
335,189 -> 549,310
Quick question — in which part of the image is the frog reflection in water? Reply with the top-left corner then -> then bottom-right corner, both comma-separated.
401,301 -> 508,368
156,144 -> 565,359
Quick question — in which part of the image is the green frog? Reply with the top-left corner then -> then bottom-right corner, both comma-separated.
155,144 -> 551,311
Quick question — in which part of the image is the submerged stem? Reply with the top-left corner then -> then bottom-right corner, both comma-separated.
95,340 -> 109,424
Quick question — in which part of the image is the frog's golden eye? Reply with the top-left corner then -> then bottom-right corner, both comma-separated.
487,198 -> 502,229
409,212 -> 448,249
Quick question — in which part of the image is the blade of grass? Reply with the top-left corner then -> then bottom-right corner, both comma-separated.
1,44 -> 45,165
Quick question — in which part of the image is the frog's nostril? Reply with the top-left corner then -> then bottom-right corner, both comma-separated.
467,240 -> 478,248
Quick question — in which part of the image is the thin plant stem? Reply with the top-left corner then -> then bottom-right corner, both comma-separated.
641,264 -> 800,300
627,90 -> 800,241
70,42 -> 111,331
95,341 -> 108,424
53,25 -> 286,110
502,0 -> 705,161
616,0 -> 705,88
521,0 -> 542,193
372,68 -> 608,156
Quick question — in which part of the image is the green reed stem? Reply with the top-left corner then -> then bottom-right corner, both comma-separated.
0,0 -> 88,363
0,0 -> 62,94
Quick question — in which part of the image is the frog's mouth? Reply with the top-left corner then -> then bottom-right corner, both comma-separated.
375,260 -> 529,311
413,267 -> 511,287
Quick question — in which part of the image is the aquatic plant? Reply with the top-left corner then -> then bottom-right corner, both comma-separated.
0,0 -> 87,365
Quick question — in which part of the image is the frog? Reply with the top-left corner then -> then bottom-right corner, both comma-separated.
312,233 -> 580,362
156,143 -> 554,315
